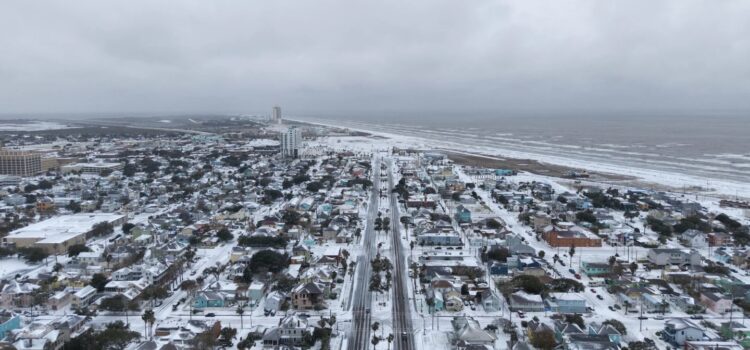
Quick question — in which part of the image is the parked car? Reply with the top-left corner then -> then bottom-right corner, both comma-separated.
596,295 -> 604,300
205,313 -> 216,317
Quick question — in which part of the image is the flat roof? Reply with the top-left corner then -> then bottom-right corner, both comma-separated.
64,162 -> 121,167
7,213 -> 125,241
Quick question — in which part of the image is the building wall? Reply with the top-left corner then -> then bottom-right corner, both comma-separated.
0,150 -> 42,177
0,315 -> 21,339
542,231 -> 602,247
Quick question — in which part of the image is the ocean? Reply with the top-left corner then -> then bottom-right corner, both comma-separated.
296,112 -> 750,185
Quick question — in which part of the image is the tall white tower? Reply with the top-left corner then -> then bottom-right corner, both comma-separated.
281,126 -> 302,158
272,106 -> 282,124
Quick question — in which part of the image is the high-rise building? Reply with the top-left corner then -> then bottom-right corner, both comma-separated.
272,106 -> 282,124
0,149 -> 42,177
280,126 -> 302,158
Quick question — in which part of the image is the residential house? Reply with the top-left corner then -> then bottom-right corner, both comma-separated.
581,262 -> 611,277
450,316 -> 497,350
264,292 -> 286,313
444,290 -> 464,312
71,286 -> 97,309
681,229 -> 708,249
545,293 -> 587,314
641,293 -> 668,313
0,282 -> 40,308
587,322 -> 622,345
262,313 -> 313,348
48,291 -> 71,311
455,205 -> 472,224
247,281 -> 266,307
700,291 -> 733,314
708,232 -> 732,247
12,315 -> 86,350
647,248 -> 702,267
417,230 -> 462,246
291,282 -> 324,310
566,334 -> 619,350
0,310 -> 21,340
509,291 -> 544,312
663,319 -> 707,345
192,292 -> 225,309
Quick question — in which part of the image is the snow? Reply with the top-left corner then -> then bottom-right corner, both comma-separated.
0,258 -> 35,279
295,118 -> 750,200
0,121 -> 77,131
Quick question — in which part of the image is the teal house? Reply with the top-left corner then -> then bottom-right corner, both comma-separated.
581,262 -> 611,276
0,311 -> 20,340
495,169 -> 515,176
431,290 -> 445,312
193,291 -> 225,309
455,205 -> 472,224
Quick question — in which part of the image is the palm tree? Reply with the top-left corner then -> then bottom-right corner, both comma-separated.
181,279 -> 198,320
569,245 -> 576,267
371,335 -> 381,349
142,309 -> 155,339
236,304 -> 245,329
660,300 -> 669,315
348,261 -> 356,278
400,216 -> 410,239
629,261 -> 638,275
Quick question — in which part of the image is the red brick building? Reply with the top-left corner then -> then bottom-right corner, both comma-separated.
708,232 -> 731,247
542,228 -> 602,247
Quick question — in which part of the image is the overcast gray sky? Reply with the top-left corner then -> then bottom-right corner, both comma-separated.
1,0 -> 749,116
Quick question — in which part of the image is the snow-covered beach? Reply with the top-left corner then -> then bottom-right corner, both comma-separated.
291,117 -> 750,201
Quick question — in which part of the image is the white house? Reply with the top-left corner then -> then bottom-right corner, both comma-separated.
663,319 -> 707,345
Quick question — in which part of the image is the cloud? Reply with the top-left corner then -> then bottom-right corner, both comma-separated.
1,0 -> 749,116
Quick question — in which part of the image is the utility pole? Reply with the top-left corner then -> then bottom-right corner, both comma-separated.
639,304 -> 643,332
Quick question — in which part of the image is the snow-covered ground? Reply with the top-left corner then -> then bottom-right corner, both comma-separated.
297,118 -> 750,200
0,258 -> 36,279
0,121 -> 77,131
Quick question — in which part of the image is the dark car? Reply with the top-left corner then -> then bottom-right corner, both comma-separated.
596,295 -> 604,300
569,269 -> 576,274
